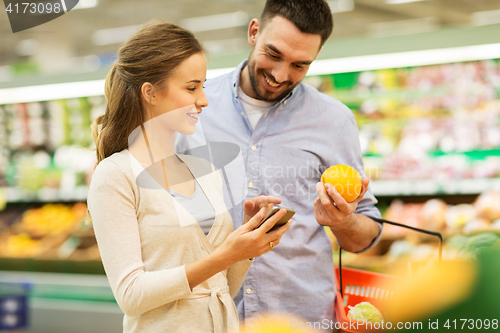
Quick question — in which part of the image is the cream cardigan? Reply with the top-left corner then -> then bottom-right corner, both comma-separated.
87,150 -> 252,333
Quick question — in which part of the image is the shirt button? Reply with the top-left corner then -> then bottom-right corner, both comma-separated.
248,181 -> 254,188
245,288 -> 253,294
251,145 -> 257,151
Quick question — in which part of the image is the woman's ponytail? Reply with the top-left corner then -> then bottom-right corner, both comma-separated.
87,20 -> 204,224
91,20 -> 204,167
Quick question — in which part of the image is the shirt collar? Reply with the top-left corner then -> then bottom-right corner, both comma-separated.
232,60 -> 297,105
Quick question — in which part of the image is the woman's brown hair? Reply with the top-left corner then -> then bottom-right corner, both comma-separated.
91,19 -> 204,166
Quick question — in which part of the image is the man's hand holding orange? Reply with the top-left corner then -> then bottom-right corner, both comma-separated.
314,165 -> 370,228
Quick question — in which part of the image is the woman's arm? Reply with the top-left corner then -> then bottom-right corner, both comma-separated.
226,259 -> 253,299
89,160 -> 290,316
185,207 -> 290,289
89,160 -> 193,317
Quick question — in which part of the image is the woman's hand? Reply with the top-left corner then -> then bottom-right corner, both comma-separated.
243,195 -> 282,224
217,206 -> 292,264
186,206 -> 292,289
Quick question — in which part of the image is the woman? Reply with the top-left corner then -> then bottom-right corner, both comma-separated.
87,20 -> 291,333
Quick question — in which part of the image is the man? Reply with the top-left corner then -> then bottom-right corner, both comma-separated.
176,0 -> 382,328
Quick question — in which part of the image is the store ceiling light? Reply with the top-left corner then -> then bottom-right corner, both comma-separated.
2,42 -> 500,105
471,9 -> 500,26
180,11 -> 249,33
327,0 -> 355,13
203,37 -> 248,55
71,0 -> 98,10
92,24 -> 141,46
386,0 -> 427,4
307,42 -> 500,75
16,39 -> 39,56
0,80 -> 105,105
369,17 -> 439,38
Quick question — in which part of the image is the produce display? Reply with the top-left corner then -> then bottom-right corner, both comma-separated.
0,96 -> 104,200
305,59 -> 500,182
331,190 -> 500,272
0,96 -> 107,263
0,202 -> 98,260
383,191 -> 500,237
21,202 -> 86,236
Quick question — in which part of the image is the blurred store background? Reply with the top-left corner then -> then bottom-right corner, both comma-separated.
1,0 -> 500,332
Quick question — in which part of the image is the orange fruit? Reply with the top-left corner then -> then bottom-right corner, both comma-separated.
321,165 -> 362,203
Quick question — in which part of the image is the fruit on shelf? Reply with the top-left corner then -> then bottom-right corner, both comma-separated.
466,233 -> 500,254
446,235 -> 469,251
420,199 -> 448,232
445,204 -> 476,230
474,191 -> 500,221
321,165 -> 362,203
445,232 -> 499,257
383,200 -> 422,237
383,191 -> 500,238
5,233 -> 41,257
21,203 -> 86,237
0,202 -> 97,260
463,218 -> 491,235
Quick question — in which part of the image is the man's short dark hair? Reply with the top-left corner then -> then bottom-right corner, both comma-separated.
260,0 -> 334,47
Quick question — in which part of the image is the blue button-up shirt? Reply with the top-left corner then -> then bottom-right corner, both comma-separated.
176,60 -> 382,326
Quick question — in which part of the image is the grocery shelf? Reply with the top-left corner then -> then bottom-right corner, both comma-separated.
4,178 -> 500,203
4,186 -> 88,203
0,271 -> 122,333
0,271 -> 113,302
28,298 -> 123,333
371,178 -> 500,196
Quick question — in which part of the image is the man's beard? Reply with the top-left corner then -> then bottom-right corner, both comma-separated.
247,57 -> 297,103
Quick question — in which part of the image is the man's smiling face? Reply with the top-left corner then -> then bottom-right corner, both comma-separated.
244,15 -> 322,102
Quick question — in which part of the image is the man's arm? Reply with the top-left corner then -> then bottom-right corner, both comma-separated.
314,179 -> 381,253
328,212 -> 380,253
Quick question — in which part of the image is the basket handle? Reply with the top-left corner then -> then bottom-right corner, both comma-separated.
338,217 -> 443,298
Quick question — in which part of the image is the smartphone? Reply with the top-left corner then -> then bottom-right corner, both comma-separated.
255,207 -> 295,233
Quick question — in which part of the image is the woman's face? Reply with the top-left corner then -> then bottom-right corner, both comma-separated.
148,52 -> 208,135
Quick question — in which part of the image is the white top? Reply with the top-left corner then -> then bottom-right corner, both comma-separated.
167,180 -> 215,236
238,86 -> 273,129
